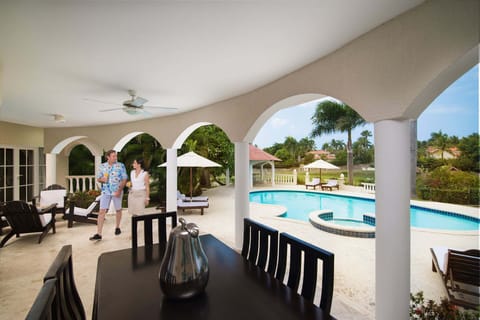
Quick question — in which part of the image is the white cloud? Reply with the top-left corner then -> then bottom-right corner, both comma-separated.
270,117 -> 288,128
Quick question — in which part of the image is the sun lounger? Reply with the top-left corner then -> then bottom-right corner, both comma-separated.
305,178 -> 321,190
321,179 -> 340,191
65,196 -> 100,228
430,247 -> 480,309
177,199 -> 209,215
177,190 -> 208,202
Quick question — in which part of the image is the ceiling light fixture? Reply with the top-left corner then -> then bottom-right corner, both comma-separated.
54,114 -> 66,123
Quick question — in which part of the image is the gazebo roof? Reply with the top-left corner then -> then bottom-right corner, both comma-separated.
249,145 -> 281,162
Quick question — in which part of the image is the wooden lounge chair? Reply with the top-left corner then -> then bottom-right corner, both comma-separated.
430,247 -> 480,309
321,179 -> 340,191
0,201 -> 57,247
32,184 -> 67,218
177,199 -> 209,215
65,196 -> 100,228
305,178 -> 321,190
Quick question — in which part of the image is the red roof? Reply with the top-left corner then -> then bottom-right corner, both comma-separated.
249,144 -> 281,161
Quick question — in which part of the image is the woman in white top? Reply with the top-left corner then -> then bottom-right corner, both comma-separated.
127,158 -> 150,215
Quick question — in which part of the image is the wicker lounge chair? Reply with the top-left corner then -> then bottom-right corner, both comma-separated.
177,190 -> 208,202
430,247 -> 480,309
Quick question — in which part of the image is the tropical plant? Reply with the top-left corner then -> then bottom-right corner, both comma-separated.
410,291 -> 480,320
310,99 -> 367,184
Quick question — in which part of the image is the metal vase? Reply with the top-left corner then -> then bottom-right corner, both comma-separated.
158,218 -> 209,299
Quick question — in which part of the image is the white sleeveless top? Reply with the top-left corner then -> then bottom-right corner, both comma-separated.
130,170 -> 147,190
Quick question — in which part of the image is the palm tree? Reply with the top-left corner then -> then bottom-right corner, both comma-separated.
310,99 -> 366,185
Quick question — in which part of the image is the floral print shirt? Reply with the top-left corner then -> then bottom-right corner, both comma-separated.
97,161 -> 128,195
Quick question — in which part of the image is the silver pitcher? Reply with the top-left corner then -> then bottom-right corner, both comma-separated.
158,217 -> 209,299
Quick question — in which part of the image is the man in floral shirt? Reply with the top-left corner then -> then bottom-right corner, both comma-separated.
89,150 -> 128,241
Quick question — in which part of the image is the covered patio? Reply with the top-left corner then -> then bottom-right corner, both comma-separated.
0,1 -> 478,319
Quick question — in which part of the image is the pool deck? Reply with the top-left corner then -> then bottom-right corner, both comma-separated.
1,184 -> 478,319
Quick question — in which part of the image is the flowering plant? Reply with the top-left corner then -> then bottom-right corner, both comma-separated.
410,291 -> 479,320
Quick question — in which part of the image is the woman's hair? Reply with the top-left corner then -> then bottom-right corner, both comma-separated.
135,158 -> 146,170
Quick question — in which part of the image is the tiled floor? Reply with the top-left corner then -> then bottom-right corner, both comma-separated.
0,185 -> 478,319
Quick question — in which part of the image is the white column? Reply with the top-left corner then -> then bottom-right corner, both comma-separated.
234,142 -> 249,250
166,149 -> 178,212
271,162 -> 275,186
94,156 -> 101,190
45,153 -> 56,187
375,120 -> 411,320
225,167 -> 230,186
249,163 -> 254,188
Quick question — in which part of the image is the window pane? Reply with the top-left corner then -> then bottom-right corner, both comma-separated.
0,189 -> 4,202
27,150 -> 34,165
6,167 -> 13,187
20,186 -> 26,201
0,148 -> 4,165
6,149 -> 13,165
19,167 -> 26,185
27,166 -> 33,184
19,149 -> 26,165
5,187 -> 13,201
27,185 -> 34,201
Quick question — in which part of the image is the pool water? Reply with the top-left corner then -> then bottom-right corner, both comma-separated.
249,190 -> 479,231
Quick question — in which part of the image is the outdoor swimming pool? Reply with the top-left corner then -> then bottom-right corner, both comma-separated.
249,190 -> 480,231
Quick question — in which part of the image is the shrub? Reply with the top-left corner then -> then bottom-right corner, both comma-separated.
410,291 -> 480,320
68,190 -> 100,209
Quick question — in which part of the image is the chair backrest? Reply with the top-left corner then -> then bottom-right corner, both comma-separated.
241,218 -> 278,275
44,244 -> 86,320
447,249 -> 480,286
40,189 -> 66,208
2,201 -> 44,232
275,232 -> 334,314
327,179 -> 338,186
131,211 -> 178,248
25,278 -> 57,320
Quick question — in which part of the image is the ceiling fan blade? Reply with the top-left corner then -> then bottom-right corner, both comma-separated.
99,107 -> 123,112
144,106 -> 178,110
83,98 -> 120,107
129,96 -> 148,107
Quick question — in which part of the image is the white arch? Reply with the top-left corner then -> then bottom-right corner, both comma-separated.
51,136 -> 87,154
172,122 -> 211,149
244,93 -> 327,142
113,131 -> 144,151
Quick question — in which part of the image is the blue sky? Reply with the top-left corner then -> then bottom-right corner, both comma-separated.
253,64 -> 479,149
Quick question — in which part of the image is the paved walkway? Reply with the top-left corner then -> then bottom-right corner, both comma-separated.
0,185 -> 478,319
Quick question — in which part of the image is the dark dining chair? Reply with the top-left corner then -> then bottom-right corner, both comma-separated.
25,278 -> 57,320
44,244 -> 86,320
131,211 -> 178,248
0,201 -> 56,247
241,218 -> 279,275
275,232 -> 335,315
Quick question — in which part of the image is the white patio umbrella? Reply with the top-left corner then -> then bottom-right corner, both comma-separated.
159,151 -> 221,199
303,159 -> 339,182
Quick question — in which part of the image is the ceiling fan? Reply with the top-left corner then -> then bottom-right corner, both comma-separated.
88,90 -> 177,115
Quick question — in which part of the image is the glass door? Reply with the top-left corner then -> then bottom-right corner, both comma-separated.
0,148 -> 14,202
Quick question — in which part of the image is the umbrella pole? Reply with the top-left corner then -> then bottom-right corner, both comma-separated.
190,167 -> 193,201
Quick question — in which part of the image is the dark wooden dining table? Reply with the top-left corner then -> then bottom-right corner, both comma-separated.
93,234 -> 333,320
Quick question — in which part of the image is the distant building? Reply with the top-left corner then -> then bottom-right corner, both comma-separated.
426,146 -> 461,159
307,150 -> 336,160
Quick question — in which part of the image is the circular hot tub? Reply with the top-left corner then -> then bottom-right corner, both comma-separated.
308,210 -> 376,238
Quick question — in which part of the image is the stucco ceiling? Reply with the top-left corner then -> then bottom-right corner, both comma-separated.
0,0 -> 423,128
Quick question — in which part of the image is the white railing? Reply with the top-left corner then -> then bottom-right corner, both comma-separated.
65,175 -> 98,193
252,170 -> 297,185
361,182 -> 376,193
